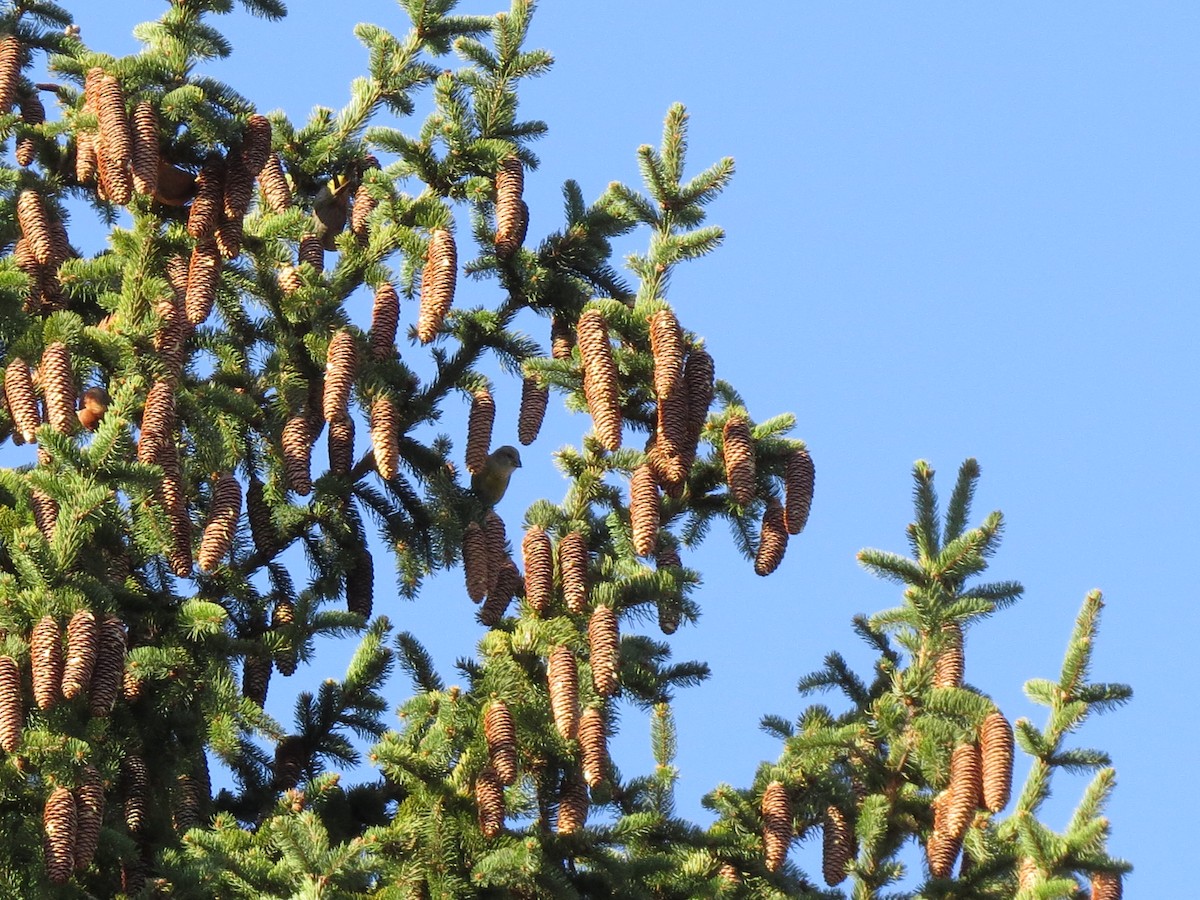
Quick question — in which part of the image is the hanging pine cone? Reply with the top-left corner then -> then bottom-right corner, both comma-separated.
89,617 -> 126,718
551,315 -> 574,360
761,781 -> 793,872
494,156 -> 526,258
91,69 -> 132,196
17,189 -> 53,265
130,101 -> 159,197
241,114 -> 272,176
0,36 -> 21,114
648,430 -> 694,500
271,598 -> 297,676
214,216 -> 243,260
122,753 -> 148,833
197,474 -> 242,572
588,606 -> 620,697
323,329 -> 358,423
655,543 -> 683,635
483,510 -> 507,598
298,234 -> 324,272
43,785 -> 77,885
943,743 -> 982,844
556,769 -> 588,835
754,498 -> 788,576
479,558 -> 519,627
328,415 -> 354,476
120,854 -> 146,896
155,286 -> 192,382
259,153 -> 292,212
466,388 -> 495,476
649,309 -> 684,400
980,711 -> 1013,813
223,154 -> 254,221
369,394 -> 399,481
346,544 -> 374,618
30,488 -> 57,541
369,282 -> 400,359
31,615 -> 63,711
783,447 -> 815,535
6,357 -> 39,443
62,610 -> 98,700
273,736 -> 307,790
185,240 -> 221,326
242,654 -> 272,708
417,228 -> 457,343
518,376 -> 548,446
75,125 -> 98,188
246,477 -> 281,558
463,521 -> 488,603
282,414 -> 315,495
156,442 -> 193,577
187,162 -> 223,239
547,646 -> 579,741
558,531 -> 588,614
16,91 -> 45,167
822,804 -> 855,886
0,655 -> 22,753
656,371 -> 690,462
521,527 -> 553,615
576,309 -> 622,450
40,342 -> 76,435
630,463 -> 660,558
137,379 -> 175,465
926,819 -> 960,880
350,181 -> 378,239
173,773 -> 203,833
933,622 -> 964,689
1091,871 -> 1123,900
579,706 -> 607,788
74,764 -> 104,870
475,765 -> 505,838
723,416 -> 756,506
484,700 -> 518,785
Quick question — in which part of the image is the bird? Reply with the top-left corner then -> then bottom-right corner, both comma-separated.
471,445 -> 522,506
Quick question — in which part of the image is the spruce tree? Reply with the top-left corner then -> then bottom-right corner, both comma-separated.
0,2 -> 1128,897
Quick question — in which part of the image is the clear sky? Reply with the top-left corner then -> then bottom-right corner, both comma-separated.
47,1 -> 1199,893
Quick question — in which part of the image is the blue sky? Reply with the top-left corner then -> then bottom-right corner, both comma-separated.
50,1 -> 1199,892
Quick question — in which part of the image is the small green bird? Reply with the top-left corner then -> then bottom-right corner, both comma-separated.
471,445 -> 522,506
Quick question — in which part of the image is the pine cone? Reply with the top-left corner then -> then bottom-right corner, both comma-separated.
187,162 -> 223,240
479,557 -> 519,627
943,743 -> 981,843
17,189 -> 53,265
89,617 -> 126,717
417,228 -> 457,343
588,606 -> 619,697
722,416 -> 756,506
629,463 -> 660,558
154,278 -> 192,381
241,114 -> 273,176
822,805 -> 855,886
933,622 -> 964,689
783,448 -> 815,535
130,101 -> 159,197
558,531 -> 588,614
369,282 -> 400,359
649,309 -> 684,399
273,736 -> 307,790
137,379 -> 176,465
521,527 -> 553,615
350,181 -> 378,239
551,315 -> 574,360
0,655 -> 22,753
1017,856 -> 1039,890
246,477 -> 281,557
370,394 -> 399,481
30,488 -> 57,541
91,70 -> 131,169
31,615 -> 63,711
494,156 -> 526,258
120,855 -> 146,896
754,498 -> 788,576
980,710 -> 1013,813
197,473 -> 242,572
173,772 -> 203,833
346,544 -> 374,618
475,765 -> 505,838
282,414 -> 315,495
655,543 -> 683,635
74,764 -> 104,870
926,822 -> 960,880
43,785 -> 77,885
761,781 -> 793,872
547,645 -> 579,741
222,154 -> 255,221
483,510 -> 507,598
214,213 -> 244,260
322,330 -> 358,423
271,598 -> 298,676
16,91 -> 45,167
576,309 -> 622,450
39,342 -> 76,435
579,706 -> 607,788
62,610 -> 98,700
517,376 -> 548,446
184,240 -> 221,326
259,153 -> 292,212
122,753 -> 148,833
1091,871 -> 1123,900
463,521 -> 488,603
466,388 -> 495,476
298,233 -> 324,272
0,36 -> 21,114
656,376 -> 690,462
242,654 -> 272,708
156,443 -> 193,577
484,700 -> 518,785
556,769 -> 588,835
5,358 -> 39,443
75,130 -> 98,187
328,415 -> 355,476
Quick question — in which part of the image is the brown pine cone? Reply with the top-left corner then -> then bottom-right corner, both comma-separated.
214,215 -> 243,260
130,101 -> 159,198
479,557 -> 519,627
185,240 -> 222,326
649,309 -> 684,401
761,780 -> 793,872
822,805 -> 855,886
576,310 -> 622,450
417,228 -> 457,343
241,114 -> 273,176
466,388 -> 495,476
156,442 -> 193,577
556,769 -> 588,835
783,448 -> 815,535
943,743 -> 982,843
350,182 -> 378,239
558,531 -> 589,614
494,156 -> 526,258
753,498 -> 788,576
17,189 -> 53,265
298,233 -> 324,272
6,357 -> 39,443
475,765 -> 505,838
369,282 -> 400,359
579,706 -> 607,788
259,152 -> 292,212
242,654 -> 272,708
328,415 -> 354,476
483,510 -> 508,596
722,416 -> 756,506
655,543 -> 683,635
40,342 -> 76,435
16,91 -> 45,167
122,752 -> 148,833
933,622 -> 964,689
282,414 -> 315,495
271,598 -> 297,676
173,772 -> 203,833
91,70 -> 131,165
551,315 -> 574,360
31,615 -> 63,711
246,477 -> 280,557
345,544 -> 374,618
137,380 -> 175,465
197,474 -> 242,573
588,606 -> 620,697
277,263 -> 302,295
74,764 -> 104,870
154,285 -> 192,381
629,464 -> 660,558
656,376 -> 690,463
75,128 -> 98,187
980,711 -> 1013,813
1091,871 -> 1123,900
273,736 -> 307,790
43,785 -> 77,885
547,645 -> 579,741
223,154 -> 255,221
521,527 -> 553,615
323,329 -> 358,423
0,36 -> 21,114
369,395 -> 399,481
0,655 -> 22,753
62,610 -> 98,700
187,162 -> 223,240
30,488 -> 57,541
463,521 -> 488,603
484,700 -> 518,785
517,376 -> 548,446
120,855 -> 146,896
89,617 -> 126,718
926,822 -> 960,880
